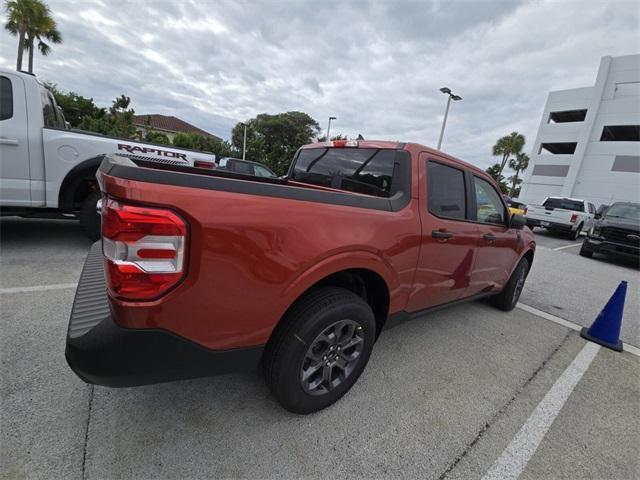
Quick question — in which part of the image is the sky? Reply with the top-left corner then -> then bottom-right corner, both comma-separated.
1,0 -> 638,171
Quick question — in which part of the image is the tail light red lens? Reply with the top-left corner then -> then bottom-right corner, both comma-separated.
570,213 -> 578,223
102,198 -> 187,300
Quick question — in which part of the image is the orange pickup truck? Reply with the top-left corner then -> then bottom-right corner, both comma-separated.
66,140 -> 535,413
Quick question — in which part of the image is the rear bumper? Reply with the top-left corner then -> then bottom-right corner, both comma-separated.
65,242 -> 264,387
583,237 -> 640,259
526,218 -> 575,232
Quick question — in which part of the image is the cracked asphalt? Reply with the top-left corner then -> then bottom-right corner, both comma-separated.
1,218 -> 639,480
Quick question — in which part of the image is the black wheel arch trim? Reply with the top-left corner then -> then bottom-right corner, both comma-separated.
58,156 -> 103,212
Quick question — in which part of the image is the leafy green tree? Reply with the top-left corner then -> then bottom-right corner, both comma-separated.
508,152 -> 529,197
46,83 -> 105,127
492,132 -> 525,177
145,131 -> 171,145
4,0 -> 42,70
316,133 -> 347,142
486,163 -> 509,194
172,132 -> 235,158
77,94 -> 137,138
23,0 -> 60,73
231,112 -> 320,175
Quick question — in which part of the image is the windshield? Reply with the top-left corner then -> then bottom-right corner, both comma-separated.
543,198 -> 583,211
604,203 -> 640,221
291,148 -> 396,197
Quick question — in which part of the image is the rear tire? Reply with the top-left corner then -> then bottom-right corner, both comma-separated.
490,258 -> 530,312
569,223 -> 583,241
579,241 -> 593,258
79,191 -> 101,241
264,287 -> 376,414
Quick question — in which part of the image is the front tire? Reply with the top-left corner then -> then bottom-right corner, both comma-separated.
579,241 -> 594,258
264,287 -> 376,414
490,258 -> 530,311
79,191 -> 101,241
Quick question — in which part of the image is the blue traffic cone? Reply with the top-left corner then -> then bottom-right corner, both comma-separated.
580,281 -> 627,352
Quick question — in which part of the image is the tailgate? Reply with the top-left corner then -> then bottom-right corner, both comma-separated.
527,205 -> 572,223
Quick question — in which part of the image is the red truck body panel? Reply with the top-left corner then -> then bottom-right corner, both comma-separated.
96,142 -> 534,351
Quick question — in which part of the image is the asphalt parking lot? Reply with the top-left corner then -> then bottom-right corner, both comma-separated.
1,218 -> 639,480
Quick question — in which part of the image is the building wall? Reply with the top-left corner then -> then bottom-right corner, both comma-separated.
519,54 -> 640,208
134,126 -> 177,142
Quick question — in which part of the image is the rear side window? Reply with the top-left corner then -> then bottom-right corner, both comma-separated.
543,198 -> 584,211
473,177 -> 506,225
230,160 -> 253,175
427,161 -> 466,220
0,76 -> 12,121
291,148 -> 396,197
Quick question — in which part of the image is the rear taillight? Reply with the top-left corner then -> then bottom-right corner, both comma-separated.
194,160 -> 215,169
570,213 -> 578,223
101,198 -> 187,300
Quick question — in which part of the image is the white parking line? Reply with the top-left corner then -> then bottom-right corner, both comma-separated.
516,303 -> 580,332
517,303 -> 640,357
481,342 -> 601,480
0,283 -> 78,294
553,243 -> 581,251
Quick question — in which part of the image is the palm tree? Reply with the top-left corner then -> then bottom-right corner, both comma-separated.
492,131 -> 525,177
24,0 -> 60,73
508,152 -> 529,197
4,0 -> 41,71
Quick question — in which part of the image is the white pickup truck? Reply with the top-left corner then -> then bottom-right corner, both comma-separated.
525,196 -> 596,240
0,68 -> 217,239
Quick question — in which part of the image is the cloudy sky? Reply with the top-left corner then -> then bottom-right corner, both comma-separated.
1,0 -> 638,170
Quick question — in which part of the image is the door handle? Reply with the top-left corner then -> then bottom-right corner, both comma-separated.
432,230 -> 453,239
0,138 -> 19,146
483,233 -> 496,242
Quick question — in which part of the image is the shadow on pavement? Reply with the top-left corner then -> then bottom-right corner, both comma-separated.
0,217 -> 93,251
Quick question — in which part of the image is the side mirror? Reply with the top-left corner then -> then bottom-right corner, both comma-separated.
510,214 -> 526,230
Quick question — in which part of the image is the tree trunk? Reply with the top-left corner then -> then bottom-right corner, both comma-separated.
498,153 -> 509,176
27,37 -> 34,73
16,29 -> 25,71
510,170 -> 520,197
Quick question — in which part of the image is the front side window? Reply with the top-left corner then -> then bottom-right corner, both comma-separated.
427,161 -> 466,220
292,148 -> 396,197
0,76 -> 13,121
473,177 -> 505,225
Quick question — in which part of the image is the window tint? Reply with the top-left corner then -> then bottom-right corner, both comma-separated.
231,160 -> 253,175
0,76 -> 13,121
542,198 -> 584,211
292,148 -> 396,197
427,161 -> 466,220
473,177 -> 505,225
588,203 -> 595,214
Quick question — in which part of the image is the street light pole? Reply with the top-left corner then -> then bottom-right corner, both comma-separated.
437,87 -> 462,150
326,116 -> 336,141
242,123 -> 247,160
